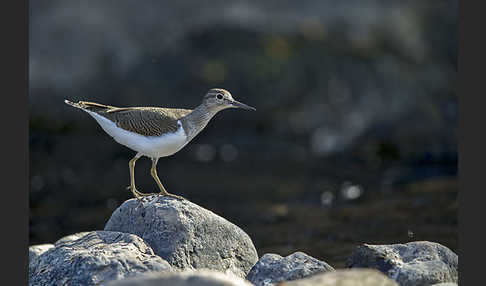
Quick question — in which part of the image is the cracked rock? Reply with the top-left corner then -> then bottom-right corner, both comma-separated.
346,241 -> 458,286
29,231 -> 172,286
246,252 -> 334,286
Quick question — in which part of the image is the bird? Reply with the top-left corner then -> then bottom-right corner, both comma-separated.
65,88 -> 255,200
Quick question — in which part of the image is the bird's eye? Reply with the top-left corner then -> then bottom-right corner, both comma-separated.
217,94 -> 223,100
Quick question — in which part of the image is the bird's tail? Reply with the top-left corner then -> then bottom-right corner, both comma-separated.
64,99 -> 85,109
64,100 -> 111,111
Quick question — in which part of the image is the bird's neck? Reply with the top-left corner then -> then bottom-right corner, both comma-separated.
181,104 -> 220,141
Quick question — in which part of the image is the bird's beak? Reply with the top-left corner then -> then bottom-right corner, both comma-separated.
230,99 -> 256,111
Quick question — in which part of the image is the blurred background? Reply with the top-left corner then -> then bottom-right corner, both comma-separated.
29,0 -> 458,267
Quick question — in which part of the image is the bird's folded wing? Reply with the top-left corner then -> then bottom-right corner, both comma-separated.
98,107 -> 192,137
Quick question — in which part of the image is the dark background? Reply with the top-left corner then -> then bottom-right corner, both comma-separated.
29,0 -> 458,268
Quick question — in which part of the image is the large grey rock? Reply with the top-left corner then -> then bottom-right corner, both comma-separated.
29,232 -> 91,268
29,231 -> 172,286
429,283 -> 458,286
106,269 -> 254,286
104,196 -> 258,278
246,252 -> 334,286
29,244 -> 54,266
346,241 -> 458,286
278,269 -> 399,286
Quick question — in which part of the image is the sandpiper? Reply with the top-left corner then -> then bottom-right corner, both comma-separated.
65,88 -> 255,200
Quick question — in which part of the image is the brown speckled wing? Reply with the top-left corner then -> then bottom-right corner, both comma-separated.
104,107 -> 192,137
77,101 -> 192,137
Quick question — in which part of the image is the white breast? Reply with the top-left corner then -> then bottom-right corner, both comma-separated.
86,110 -> 188,158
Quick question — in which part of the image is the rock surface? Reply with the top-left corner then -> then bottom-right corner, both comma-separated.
29,231 -> 172,286
278,269 -> 399,286
429,283 -> 458,286
106,269 -> 254,286
29,244 -> 54,266
104,196 -> 258,278
346,241 -> 458,286
246,252 -> 334,286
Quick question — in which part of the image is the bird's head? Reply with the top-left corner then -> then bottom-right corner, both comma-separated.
202,88 -> 256,112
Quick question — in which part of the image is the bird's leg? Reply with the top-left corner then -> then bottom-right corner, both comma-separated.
150,158 -> 184,200
127,153 -> 143,198
126,153 -> 155,199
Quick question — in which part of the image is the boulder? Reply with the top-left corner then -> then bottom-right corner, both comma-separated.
246,252 -> 334,286
29,231 -> 172,286
346,241 -> 458,286
104,196 -> 258,278
278,269 -> 398,286
106,269 -> 254,286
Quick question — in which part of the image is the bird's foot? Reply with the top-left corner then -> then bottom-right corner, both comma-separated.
158,192 -> 185,200
126,186 -> 157,200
